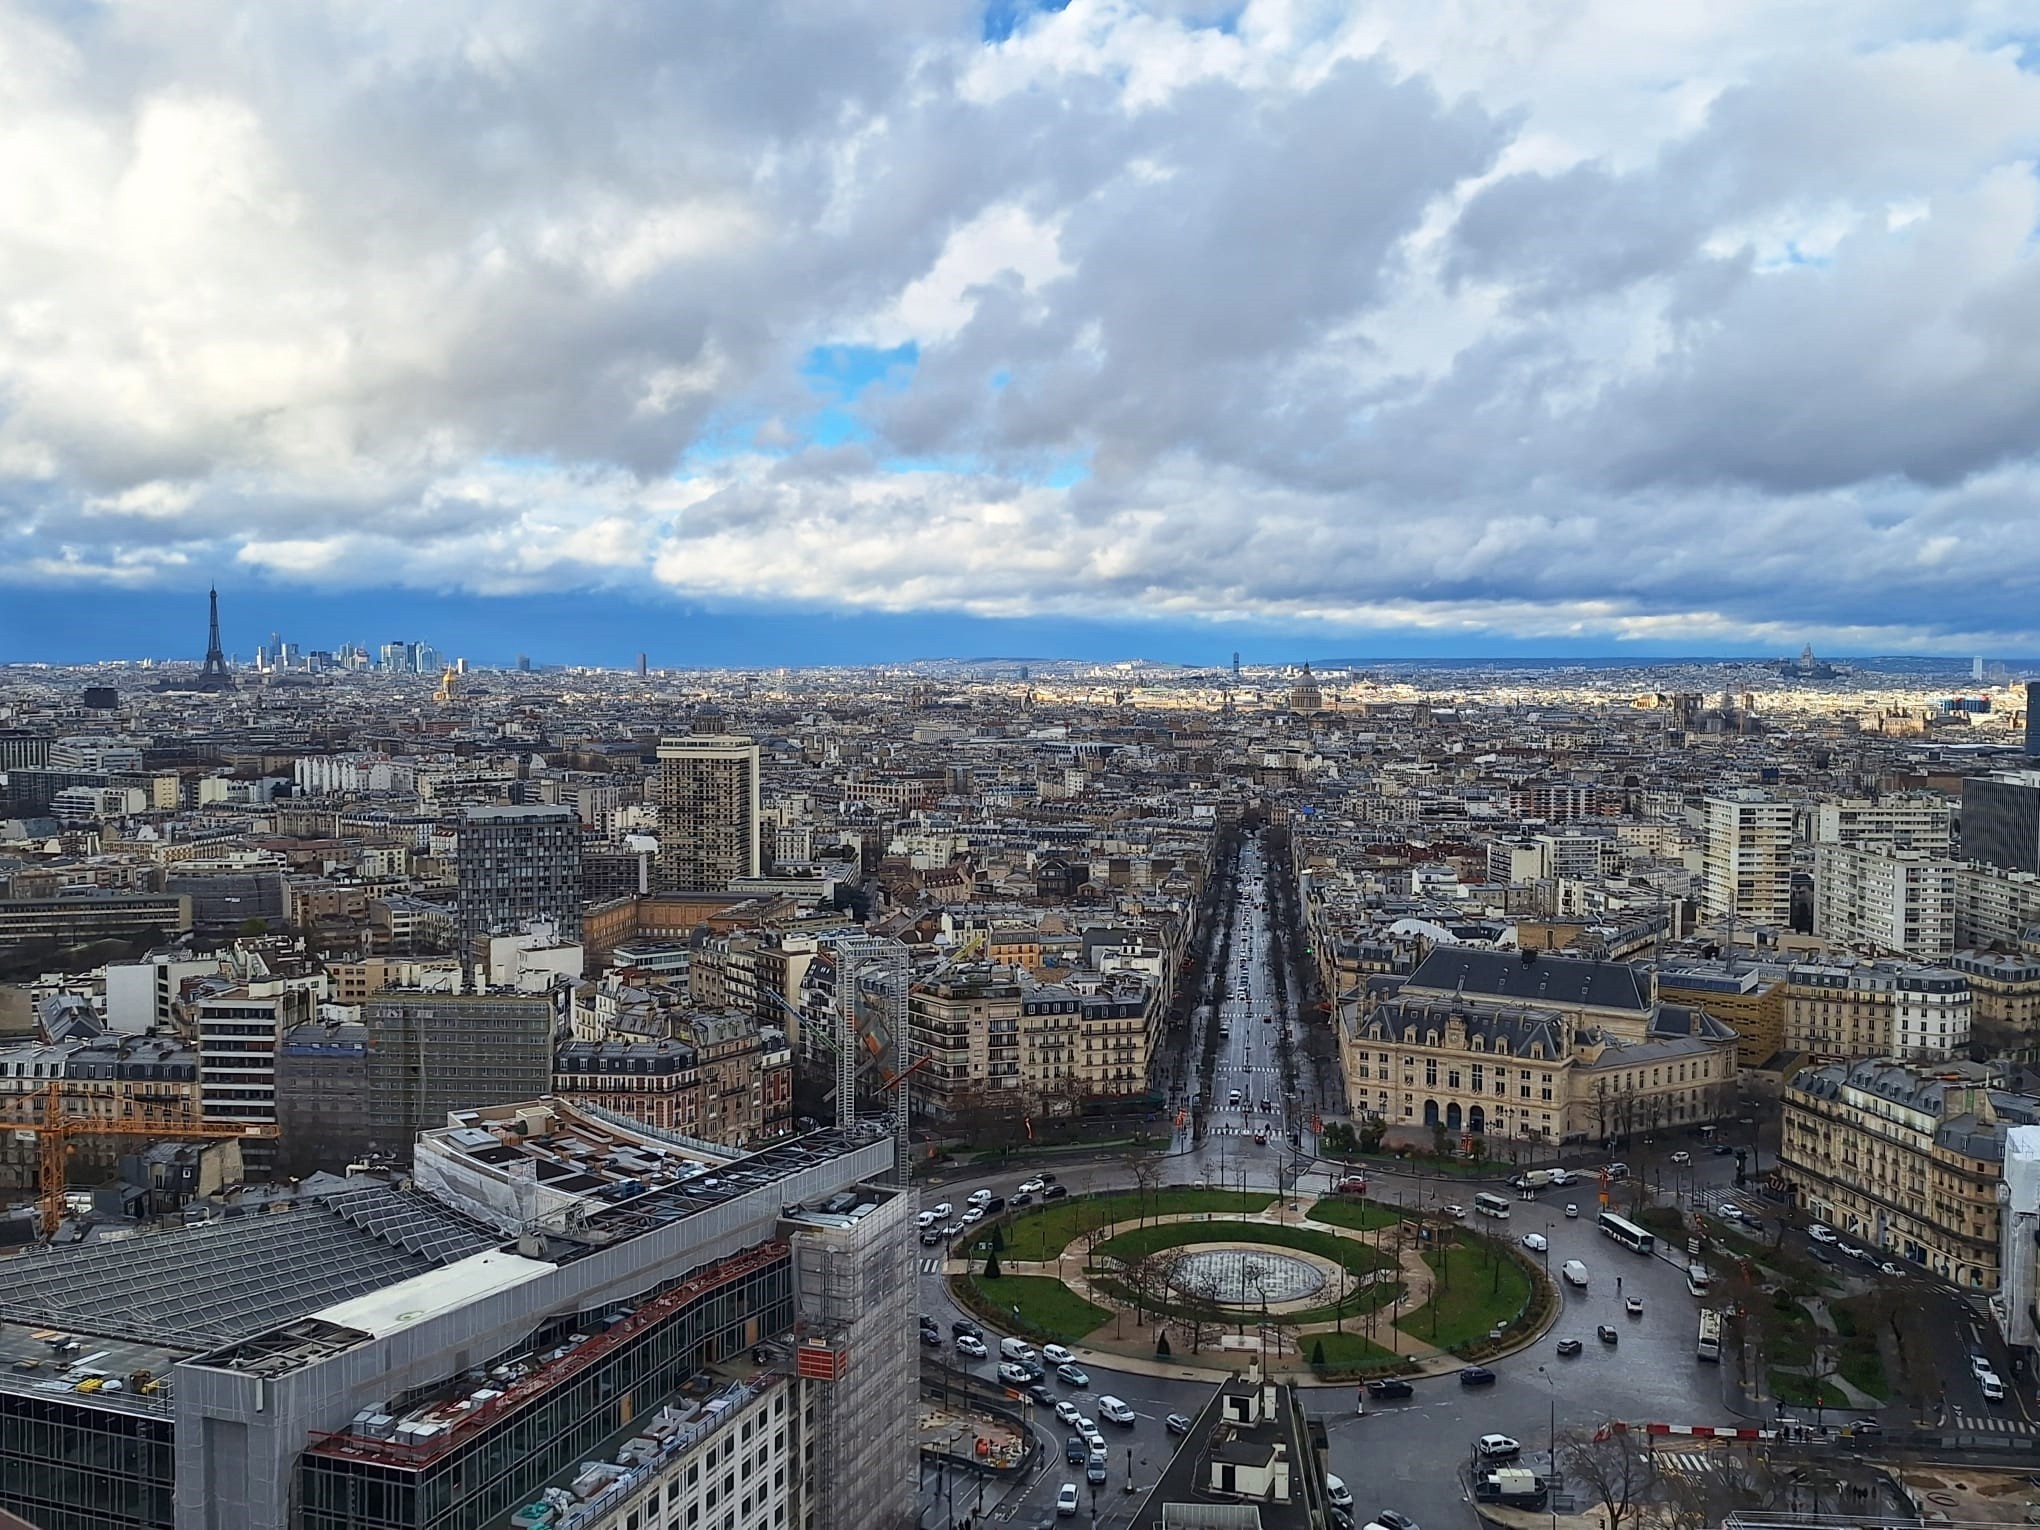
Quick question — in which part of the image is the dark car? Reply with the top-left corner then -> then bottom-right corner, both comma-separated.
1597,1325 -> 1619,1344
1811,1249 -> 1834,1265
1459,1366 -> 1497,1388
920,1228 -> 943,1246
952,1319 -> 982,1339
921,1329 -> 942,1348
1011,1193 -> 1033,1208
983,1196 -> 1007,1215
1328,1512 -> 1355,1530
1045,1185 -> 1069,1200
1366,1378 -> 1415,1399
1066,1436 -> 1087,1463
1377,1512 -> 1418,1530
1556,1338 -> 1583,1357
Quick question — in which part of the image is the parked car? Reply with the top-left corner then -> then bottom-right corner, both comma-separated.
930,1202 -> 953,1219
1366,1378 -> 1415,1399
1011,1193 -> 1033,1209
1971,1354 -> 1996,1377
921,1329 -> 942,1347
1556,1338 -> 1583,1357
916,1210 -> 939,1228
1042,1344 -> 1075,1365
1165,1413 -> 1193,1436
1598,1325 -> 1619,1344
1376,1513 -> 1418,1530
1878,1260 -> 1902,1276
952,1319 -> 982,1339
1325,1474 -> 1354,1508
920,1228 -> 943,1246
1521,1233 -> 1548,1253
1836,1241 -> 1863,1260
1808,1223 -> 1837,1244
1982,1374 -> 2007,1403
1458,1366 -> 1497,1387
1477,1435 -> 1521,1461
961,1207 -> 986,1225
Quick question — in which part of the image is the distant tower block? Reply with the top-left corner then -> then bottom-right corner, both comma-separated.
1232,651 -> 1241,681
1976,656 -> 1987,682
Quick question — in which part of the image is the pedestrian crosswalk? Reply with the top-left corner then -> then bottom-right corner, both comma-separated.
1653,1452 -> 1711,1476
1950,1412 -> 2038,1434
920,1257 -> 941,1274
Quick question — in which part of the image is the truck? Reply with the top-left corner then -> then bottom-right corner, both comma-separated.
1475,1469 -> 1548,1509
1509,1169 -> 1562,1191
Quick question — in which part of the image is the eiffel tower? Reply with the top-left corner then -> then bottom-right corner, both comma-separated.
190,587 -> 237,692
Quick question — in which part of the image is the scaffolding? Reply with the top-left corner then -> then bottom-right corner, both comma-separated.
789,1192 -> 917,1529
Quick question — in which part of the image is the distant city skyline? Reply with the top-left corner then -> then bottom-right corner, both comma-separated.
1,584 -> 2035,672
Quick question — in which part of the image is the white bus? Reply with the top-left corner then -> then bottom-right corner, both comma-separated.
1596,1210 -> 1654,1254
1686,1263 -> 1712,1298
1472,1192 -> 1512,1220
1696,1308 -> 1723,1363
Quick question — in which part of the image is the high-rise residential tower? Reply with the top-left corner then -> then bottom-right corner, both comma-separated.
1701,790 -> 1793,927
455,805 -> 584,962
654,735 -> 762,890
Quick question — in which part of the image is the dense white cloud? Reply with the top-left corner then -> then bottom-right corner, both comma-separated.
6,0 -> 2040,649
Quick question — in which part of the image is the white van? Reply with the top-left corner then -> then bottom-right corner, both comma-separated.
1561,1260 -> 1589,1289
1001,1337 -> 1038,1362
1098,1396 -> 1136,1426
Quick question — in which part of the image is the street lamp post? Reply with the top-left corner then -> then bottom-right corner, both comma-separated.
1537,1365 -> 1558,1530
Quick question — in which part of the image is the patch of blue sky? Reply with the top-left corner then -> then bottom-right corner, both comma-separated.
799,342 -> 918,400
982,0 -> 1071,45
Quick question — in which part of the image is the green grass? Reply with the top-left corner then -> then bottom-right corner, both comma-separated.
1396,1236 -> 1534,1352
1310,1329 -> 1402,1371
1771,1373 -> 1850,1410
1001,1189 -> 1276,1262
1092,1219 -> 1391,1279
1305,1196 -> 1403,1233
967,1273 -> 1111,1343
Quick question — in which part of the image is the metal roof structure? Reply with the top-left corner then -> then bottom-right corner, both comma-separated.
0,1186 -> 494,1349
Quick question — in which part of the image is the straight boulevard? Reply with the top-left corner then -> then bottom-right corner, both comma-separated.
913,827 -> 1747,1528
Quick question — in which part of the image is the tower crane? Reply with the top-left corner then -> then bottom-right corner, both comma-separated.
0,1082 -> 279,1242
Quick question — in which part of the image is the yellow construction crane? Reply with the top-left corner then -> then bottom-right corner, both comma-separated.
0,1082 -> 279,1241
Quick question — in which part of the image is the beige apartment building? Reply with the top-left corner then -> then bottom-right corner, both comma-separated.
908,964 -> 1151,1126
1782,960 -> 1972,1060
1780,1058 -> 2026,1289
1701,790 -> 1793,926
1952,946 -> 2040,1033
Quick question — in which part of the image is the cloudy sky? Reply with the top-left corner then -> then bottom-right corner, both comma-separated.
5,0 -> 2040,665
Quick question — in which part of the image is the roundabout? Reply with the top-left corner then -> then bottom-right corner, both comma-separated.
950,1188 -> 1554,1380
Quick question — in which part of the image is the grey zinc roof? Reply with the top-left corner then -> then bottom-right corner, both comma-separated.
1357,996 -> 1568,1060
1406,947 -> 1652,1012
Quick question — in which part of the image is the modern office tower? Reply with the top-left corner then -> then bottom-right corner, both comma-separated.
1961,771 -> 2040,875
1701,790 -> 1793,926
2028,681 -> 2039,757
456,805 -> 584,961
1813,843 -> 1959,960
654,736 -> 762,891
359,990 -> 557,1152
0,1099 -> 907,1530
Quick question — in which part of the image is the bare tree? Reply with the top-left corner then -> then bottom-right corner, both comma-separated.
1129,1151 -> 1165,1227
1122,1253 -> 1167,1326
1558,1426 -> 1656,1530
1175,1272 -> 1226,1356
1660,1448 -> 1757,1530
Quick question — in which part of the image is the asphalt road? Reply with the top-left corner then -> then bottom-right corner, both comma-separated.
911,833 -> 2020,1527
